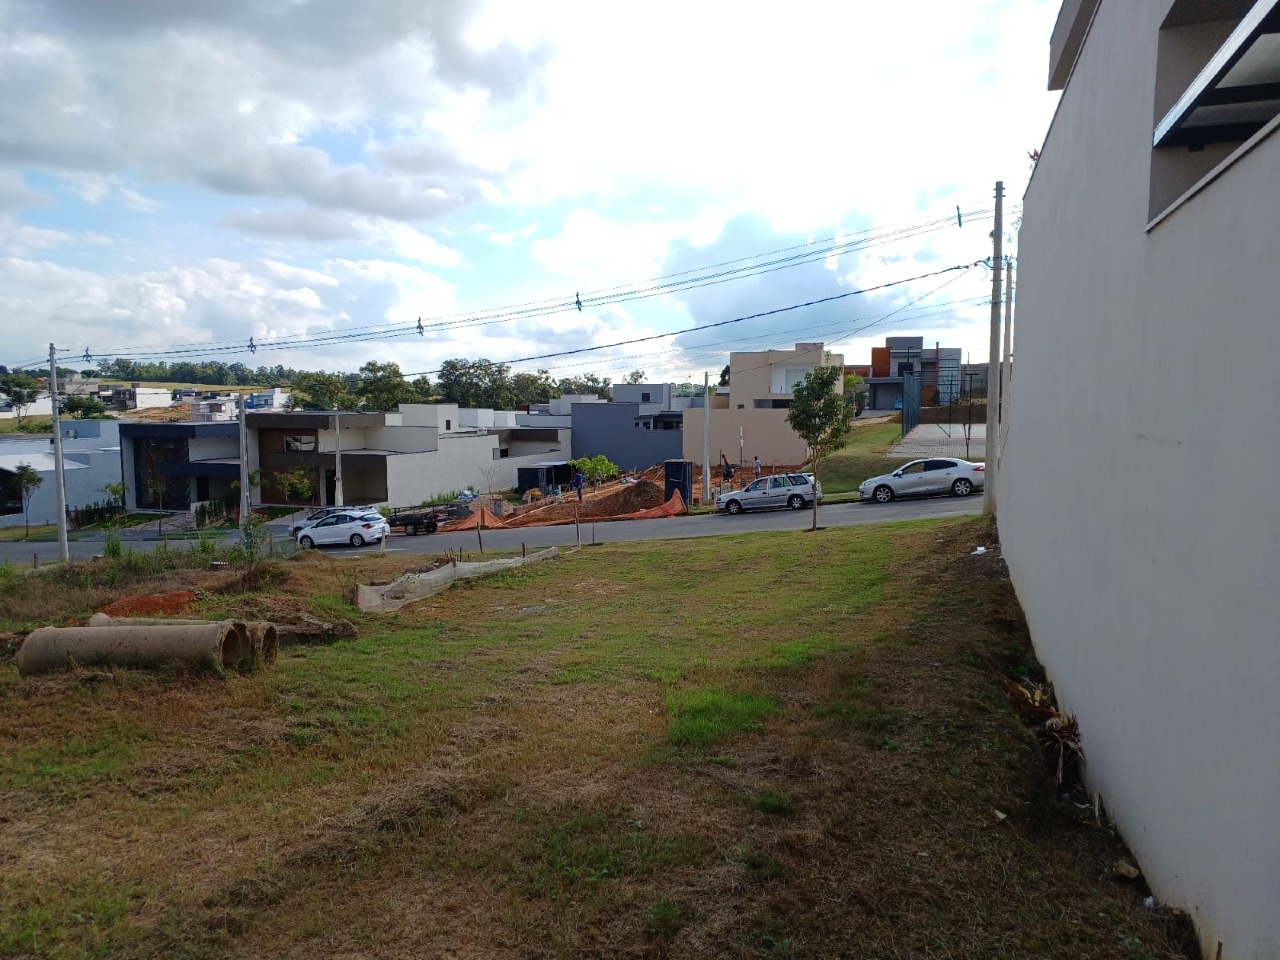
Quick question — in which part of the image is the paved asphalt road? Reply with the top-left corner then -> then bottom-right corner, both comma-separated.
0,497 -> 983,567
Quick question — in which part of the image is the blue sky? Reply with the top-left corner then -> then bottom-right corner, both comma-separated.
0,0 -> 1060,382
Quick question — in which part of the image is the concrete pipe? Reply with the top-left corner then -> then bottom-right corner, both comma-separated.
249,622 -> 279,666
86,615 -> 277,671
87,613 -> 209,627
16,622 -> 252,677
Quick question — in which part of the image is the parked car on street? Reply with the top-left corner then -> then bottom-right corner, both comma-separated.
295,511 -> 390,548
289,507 -> 347,537
859,458 -> 984,503
716,473 -> 822,515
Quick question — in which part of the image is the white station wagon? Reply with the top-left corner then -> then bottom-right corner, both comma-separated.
716,473 -> 823,515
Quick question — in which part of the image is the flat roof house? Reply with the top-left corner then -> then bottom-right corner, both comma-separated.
681,343 -> 844,468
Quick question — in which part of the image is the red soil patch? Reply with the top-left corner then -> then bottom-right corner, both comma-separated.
504,480 -> 666,527
99,590 -> 198,618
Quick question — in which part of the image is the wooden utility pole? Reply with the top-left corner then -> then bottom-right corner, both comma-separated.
48,343 -> 70,561
983,181 -> 1004,514
701,372 -> 711,505
238,397 -> 251,543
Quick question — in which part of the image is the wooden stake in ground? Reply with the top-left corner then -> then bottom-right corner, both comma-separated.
475,510 -> 484,555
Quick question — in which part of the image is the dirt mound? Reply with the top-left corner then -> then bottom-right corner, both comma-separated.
99,589 -> 198,618
505,480 -> 666,526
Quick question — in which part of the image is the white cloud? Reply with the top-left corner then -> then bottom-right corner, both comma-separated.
0,0 -> 1061,378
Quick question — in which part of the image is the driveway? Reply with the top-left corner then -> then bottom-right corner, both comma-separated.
888,421 -> 987,460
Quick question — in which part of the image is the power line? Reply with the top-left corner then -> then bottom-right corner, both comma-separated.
62,204 -> 1016,363
389,262 -> 983,382
56,261 -> 982,394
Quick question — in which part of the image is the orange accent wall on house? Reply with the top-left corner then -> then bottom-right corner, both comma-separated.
871,347 -> 890,378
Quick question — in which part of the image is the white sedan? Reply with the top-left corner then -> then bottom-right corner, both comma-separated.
296,511 -> 390,548
859,458 -> 985,503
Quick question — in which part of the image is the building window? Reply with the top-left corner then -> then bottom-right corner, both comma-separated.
641,392 -> 651,402
284,435 -> 316,453
445,419 -> 451,430
1150,0 -> 1280,219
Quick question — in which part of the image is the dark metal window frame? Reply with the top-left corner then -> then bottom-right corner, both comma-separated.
1154,0 -> 1280,148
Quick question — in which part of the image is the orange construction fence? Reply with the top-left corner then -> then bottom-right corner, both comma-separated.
445,489 -> 686,531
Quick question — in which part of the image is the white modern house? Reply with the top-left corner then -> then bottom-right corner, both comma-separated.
0,392 -> 55,421
247,403 -> 569,507
0,420 -> 124,527
998,2 -> 1280,957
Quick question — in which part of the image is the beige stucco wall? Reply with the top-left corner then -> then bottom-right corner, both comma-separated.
998,3 -> 1280,957
681,406 -> 810,467
681,343 -> 843,466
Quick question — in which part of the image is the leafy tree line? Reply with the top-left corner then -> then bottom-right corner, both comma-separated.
93,359 -> 305,387
10,354 -> 720,416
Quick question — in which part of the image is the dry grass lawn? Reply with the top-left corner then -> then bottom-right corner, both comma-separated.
0,519 -> 1196,959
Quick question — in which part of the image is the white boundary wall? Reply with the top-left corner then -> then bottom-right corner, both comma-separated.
998,2 -> 1280,956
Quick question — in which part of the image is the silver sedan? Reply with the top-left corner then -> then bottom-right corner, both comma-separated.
859,458 -> 985,503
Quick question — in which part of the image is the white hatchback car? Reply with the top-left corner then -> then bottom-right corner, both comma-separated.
859,458 -> 985,503
296,511 -> 390,548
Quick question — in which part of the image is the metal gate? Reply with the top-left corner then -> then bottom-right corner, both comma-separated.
901,373 -> 922,435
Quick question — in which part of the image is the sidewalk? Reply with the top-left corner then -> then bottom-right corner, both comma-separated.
888,422 -> 987,459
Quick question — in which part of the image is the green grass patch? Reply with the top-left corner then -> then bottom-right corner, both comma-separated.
750,791 -> 795,816
818,420 -> 913,494
667,688 -> 778,746
644,895 -> 695,940
512,807 -> 711,899
0,524 -> 58,541
747,635 -> 844,670
0,877 -> 147,960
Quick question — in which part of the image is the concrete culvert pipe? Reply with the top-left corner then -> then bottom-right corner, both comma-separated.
88,613 -> 210,627
249,622 -> 279,666
86,615 -> 279,671
17,622 -> 249,677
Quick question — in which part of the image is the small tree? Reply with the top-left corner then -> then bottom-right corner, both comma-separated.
62,394 -> 109,419
0,374 -> 41,425
277,469 -> 314,504
719,364 -> 731,387
626,369 -> 646,384
843,373 -> 866,417
786,366 -> 853,531
14,462 -> 43,537
104,481 -> 128,522
571,455 -> 619,487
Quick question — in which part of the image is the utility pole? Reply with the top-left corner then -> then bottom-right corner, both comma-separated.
333,410 -> 344,507
999,256 -> 1015,465
701,372 -> 710,505
48,343 -> 69,562
983,180 -> 1004,514
238,397 -> 251,541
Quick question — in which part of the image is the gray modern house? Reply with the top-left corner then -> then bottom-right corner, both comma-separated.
570,383 -> 684,471
998,2 -> 1280,956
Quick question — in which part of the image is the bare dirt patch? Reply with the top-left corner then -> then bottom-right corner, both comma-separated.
98,589 -> 198,617
505,479 -> 666,526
